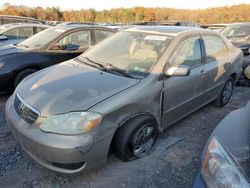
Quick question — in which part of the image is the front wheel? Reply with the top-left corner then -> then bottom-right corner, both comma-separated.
214,77 -> 234,107
113,115 -> 157,161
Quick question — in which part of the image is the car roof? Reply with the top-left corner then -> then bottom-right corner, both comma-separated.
125,26 -> 203,36
0,23 -> 50,34
55,24 -> 117,31
0,23 -> 50,28
0,15 -> 45,22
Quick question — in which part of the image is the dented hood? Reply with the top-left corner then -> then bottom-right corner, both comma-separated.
16,59 -> 139,117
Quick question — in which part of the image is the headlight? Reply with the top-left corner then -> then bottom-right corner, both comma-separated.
39,112 -> 102,135
201,137 -> 249,188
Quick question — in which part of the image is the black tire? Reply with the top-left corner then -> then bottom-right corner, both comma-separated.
14,69 -> 37,88
214,77 -> 234,107
113,115 -> 157,162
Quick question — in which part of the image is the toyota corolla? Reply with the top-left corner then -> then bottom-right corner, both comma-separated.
6,26 -> 243,173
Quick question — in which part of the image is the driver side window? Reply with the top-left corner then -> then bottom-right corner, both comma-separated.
169,37 -> 202,67
52,30 -> 90,50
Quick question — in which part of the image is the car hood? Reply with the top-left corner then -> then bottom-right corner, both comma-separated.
16,59 -> 140,117
0,40 -> 15,47
0,45 -> 25,57
210,101 -> 250,179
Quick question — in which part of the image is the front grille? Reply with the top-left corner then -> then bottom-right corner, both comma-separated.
14,95 -> 39,124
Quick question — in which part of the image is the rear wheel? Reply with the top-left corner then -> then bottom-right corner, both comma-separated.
14,69 -> 37,88
113,115 -> 157,161
214,77 -> 234,107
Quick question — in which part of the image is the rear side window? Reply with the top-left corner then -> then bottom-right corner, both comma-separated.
169,36 -> 202,67
203,36 -> 227,63
94,30 -> 114,44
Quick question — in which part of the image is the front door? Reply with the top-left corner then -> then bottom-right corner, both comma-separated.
43,30 -> 91,66
162,36 -> 206,128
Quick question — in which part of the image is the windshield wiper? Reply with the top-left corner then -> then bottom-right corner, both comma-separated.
76,57 -> 106,71
105,63 -> 134,78
76,57 -> 134,79
85,57 -> 107,70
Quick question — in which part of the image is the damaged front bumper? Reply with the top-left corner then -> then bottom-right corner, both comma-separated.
5,95 -> 111,174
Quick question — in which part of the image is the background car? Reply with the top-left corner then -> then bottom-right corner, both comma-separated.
221,23 -> 250,56
6,26 -> 243,173
57,22 -> 97,27
0,25 -> 116,93
193,101 -> 250,188
201,24 -> 229,32
130,20 -> 199,27
0,15 -> 46,25
46,21 -> 63,26
221,23 -> 250,86
0,23 -> 50,46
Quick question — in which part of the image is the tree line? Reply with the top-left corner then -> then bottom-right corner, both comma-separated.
1,3 -> 250,24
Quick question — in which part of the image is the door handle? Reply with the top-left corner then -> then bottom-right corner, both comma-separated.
200,70 -> 205,74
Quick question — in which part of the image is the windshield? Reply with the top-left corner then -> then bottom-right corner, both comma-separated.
79,31 -> 173,78
17,27 -> 66,49
222,25 -> 250,37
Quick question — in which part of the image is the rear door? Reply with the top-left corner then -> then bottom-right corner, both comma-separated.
162,36 -> 206,128
201,35 -> 230,101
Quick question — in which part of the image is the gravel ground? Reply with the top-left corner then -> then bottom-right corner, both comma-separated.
0,87 -> 250,188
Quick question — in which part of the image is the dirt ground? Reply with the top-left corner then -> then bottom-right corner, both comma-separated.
0,87 -> 250,188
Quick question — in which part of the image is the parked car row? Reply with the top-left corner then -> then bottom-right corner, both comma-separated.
1,24 -> 243,175
1,15 -> 250,57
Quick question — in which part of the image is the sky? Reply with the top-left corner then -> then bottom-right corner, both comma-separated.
1,0 -> 250,10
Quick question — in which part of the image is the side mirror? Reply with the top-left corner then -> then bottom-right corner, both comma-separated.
65,44 -> 80,51
165,65 -> 190,77
0,35 -> 8,40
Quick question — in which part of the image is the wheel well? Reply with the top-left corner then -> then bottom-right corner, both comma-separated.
108,113 -> 158,154
17,66 -> 39,74
13,66 -> 39,87
14,66 -> 39,79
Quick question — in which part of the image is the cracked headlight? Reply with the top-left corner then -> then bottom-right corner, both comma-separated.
201,137 -> 249,188
39,112 -> 102,135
